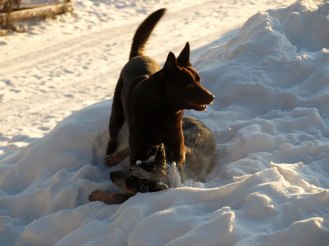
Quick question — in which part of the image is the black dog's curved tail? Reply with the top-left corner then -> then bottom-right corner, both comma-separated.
129,8 -> 166,60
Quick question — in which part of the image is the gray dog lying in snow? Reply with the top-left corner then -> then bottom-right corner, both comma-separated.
89,117 -> 216,204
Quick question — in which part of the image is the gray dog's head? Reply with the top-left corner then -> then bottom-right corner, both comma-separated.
110,144 -> 170,194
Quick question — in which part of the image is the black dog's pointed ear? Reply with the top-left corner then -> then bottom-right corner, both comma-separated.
154,143 -> 166,168
164,52 -> 179,73
177,42 -> 191,66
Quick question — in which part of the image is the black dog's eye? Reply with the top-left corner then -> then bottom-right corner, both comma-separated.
186,83 -> 195,91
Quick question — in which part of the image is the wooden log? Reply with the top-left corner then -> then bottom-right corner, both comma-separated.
0,2 -> 73,25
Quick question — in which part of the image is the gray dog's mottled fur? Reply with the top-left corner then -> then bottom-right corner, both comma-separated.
183,118 -> 216,181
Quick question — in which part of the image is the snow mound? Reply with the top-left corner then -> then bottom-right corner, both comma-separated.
1,1 -> 329,245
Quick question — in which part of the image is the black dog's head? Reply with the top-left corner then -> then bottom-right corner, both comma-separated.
162,42 -> 215,111
110,144 -> 170,194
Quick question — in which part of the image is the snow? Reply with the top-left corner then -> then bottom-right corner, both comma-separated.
1,0 -> 329,245
167,162 -> 182,188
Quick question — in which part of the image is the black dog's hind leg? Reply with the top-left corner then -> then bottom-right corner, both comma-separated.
107,77 -> 125,157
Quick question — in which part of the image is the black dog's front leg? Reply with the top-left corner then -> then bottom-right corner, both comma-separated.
165,126 -> 185,165
107,78 -> 125,157
105,147 -> 130,166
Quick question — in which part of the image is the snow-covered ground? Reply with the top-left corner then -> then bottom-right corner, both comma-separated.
1,0 -> 329,245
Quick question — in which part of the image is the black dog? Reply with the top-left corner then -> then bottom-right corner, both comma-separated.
105,8 -> 214,175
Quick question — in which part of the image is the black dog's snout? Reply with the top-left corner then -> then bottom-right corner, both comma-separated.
209,93 -> 215,102
204,90 -> 215,104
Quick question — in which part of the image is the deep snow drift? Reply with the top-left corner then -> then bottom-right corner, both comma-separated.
1,0 -> 329,245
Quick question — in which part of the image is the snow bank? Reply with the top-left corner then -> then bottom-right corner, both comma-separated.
1,0 -> 329,245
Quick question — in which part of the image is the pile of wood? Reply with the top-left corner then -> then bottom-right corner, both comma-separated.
0,0 -> 73,32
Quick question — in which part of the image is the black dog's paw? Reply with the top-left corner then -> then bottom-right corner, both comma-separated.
105,153 -> 121,167
88,190 -> 102,202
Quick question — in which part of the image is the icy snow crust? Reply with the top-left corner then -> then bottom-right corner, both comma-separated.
1,0 -> 329,245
